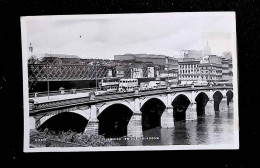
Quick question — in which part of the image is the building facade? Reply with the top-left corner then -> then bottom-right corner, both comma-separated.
178,58 -> 201,82
114,54 -> 178,79
199,55 -> 222,82
221,58 -> 233,82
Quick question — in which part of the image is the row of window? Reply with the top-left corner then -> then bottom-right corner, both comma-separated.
179,64 -> 198,68
179,75 -> 219,79
200,66 -> 217,70
179,76 -> 199,79
119,79 -> 138,83
102,85 -> 118,90
179,69 -> 199,73
119,85 -> 138,89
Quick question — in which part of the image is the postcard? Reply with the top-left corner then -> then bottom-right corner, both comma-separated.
21,12 -> 239,152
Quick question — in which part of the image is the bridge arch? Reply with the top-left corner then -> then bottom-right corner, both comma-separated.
140,96 -> 167,108
140,98 -> 166,131
97,103 -> 134,138
195,92 -> 209,116
213,91 -> 223,111
212,90 -> 225,98
193,91 -> 210,102
36,110 -> 90,130
171,94 -> 191,121
37,111 -> 89,133
97,101 -> 134,117
226,90 -> 234,106
171,92 -> 192,104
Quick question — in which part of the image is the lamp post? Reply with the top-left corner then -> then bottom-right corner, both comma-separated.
47,64 -> 49,99
95,58 -> 98,93
165,63 -> 170,86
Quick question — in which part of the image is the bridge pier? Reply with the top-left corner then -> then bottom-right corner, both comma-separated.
84,105 -> 99,135
205,100 -> 215,115
161,106 -> 174,128
186,103 -> 197,120
29,116 -> 38,134
127,112 -> 143,137
219,97 -> 228,112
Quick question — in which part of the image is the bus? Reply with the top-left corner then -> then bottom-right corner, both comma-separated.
118,78 -> 139,92
99,77 -> 119,92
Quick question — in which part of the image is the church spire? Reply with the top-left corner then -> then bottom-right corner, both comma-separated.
203,41 -> 211,56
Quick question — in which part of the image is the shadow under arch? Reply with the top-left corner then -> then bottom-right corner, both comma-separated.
172,94 -> 191,121
226,90 -> 233,107
140,98 -> 166,131
97,104 -> 133,138
213,91 -> 223,111
38,112 -> 89,134
195,92 -> 209,116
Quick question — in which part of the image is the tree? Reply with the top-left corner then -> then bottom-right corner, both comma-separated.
28,55 -> 39,64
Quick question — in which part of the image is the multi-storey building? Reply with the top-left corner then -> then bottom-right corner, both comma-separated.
178,58 -> 201,82
228,60 -> 233,82
114,53 -> 178,79
199,55 -> 222,82
221,58 -> 230,81
221,58 -> 233,82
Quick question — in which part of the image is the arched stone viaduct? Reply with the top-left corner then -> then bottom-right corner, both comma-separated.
29,86 -> 233,138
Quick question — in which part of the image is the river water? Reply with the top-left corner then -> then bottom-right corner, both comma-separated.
112,102 -> 234,146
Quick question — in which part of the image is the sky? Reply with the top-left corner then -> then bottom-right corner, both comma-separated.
22,12 -> 237,60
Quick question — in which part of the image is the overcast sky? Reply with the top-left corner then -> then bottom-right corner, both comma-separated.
22,12 -> 236,60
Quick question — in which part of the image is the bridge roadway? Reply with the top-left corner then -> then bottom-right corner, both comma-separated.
29,85 -> 232,114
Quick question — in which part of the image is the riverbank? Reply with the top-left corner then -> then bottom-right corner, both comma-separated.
30,129 -> 119,147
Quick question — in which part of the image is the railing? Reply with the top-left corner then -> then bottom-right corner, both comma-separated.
29,87 -> 98,98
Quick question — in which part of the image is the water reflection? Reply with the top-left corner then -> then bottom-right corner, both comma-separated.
112,103 -> 234,146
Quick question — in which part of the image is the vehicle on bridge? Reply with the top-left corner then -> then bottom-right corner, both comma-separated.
178,81 -> 193,86
118,78 -> 139,92
139,82 -> 149,90
192,81 -> 209,86
179,80 -> 209,87
99,77 -> 119,92
140,80 -> 167,90
214,81 -> 233,86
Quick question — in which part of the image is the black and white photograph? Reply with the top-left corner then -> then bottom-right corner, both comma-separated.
21,12 -> 239,152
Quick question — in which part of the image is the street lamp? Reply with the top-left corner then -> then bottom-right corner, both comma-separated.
47,64 -> 49,99
95,58 -> 97,93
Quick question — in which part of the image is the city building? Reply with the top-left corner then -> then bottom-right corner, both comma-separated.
228,60 -> 233,82
131,66 -> 143,78
199,55 -> 222,82
221,58 -> 233,82
147,67 -> 155,78
159,70 -> 178,84
178,58 -> 201,83
35,53 -> 82,65
114,53 -> 178,71
115,66 -> 125,78
114,53 -> 178,79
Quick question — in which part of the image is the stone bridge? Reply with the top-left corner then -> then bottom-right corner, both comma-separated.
29,86 -> 233,138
